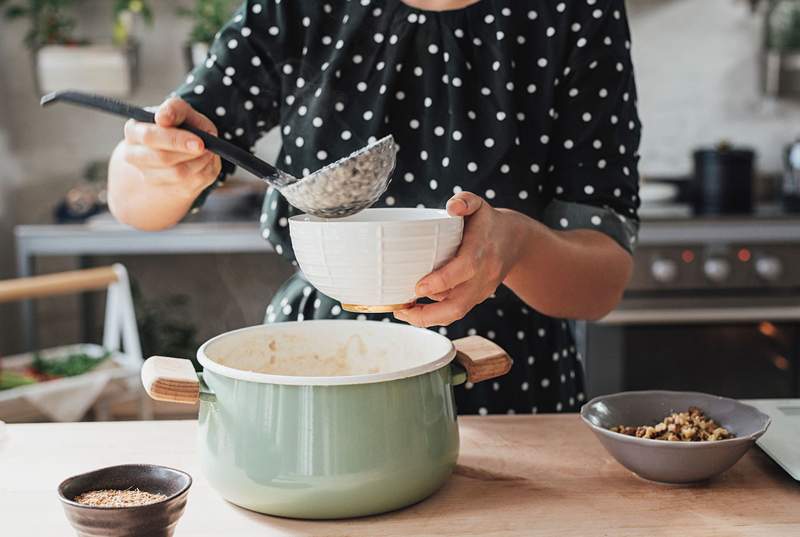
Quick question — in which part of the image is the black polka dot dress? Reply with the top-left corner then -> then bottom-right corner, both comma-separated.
176,0 -> 641,415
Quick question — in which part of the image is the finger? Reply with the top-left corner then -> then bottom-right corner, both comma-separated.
123,144 -> 201,169
446,191 -> 486,217
146,151 -> 215,183
155,97 -> 218,135
428,291 -> 449,302
124,119 -> 205,155
395,287 -> 477,328
415,254 -> 477,297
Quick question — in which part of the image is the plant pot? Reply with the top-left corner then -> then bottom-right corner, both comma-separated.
183,42 -> 210,72
35,42 -> 139,97
141,320 -> 512,519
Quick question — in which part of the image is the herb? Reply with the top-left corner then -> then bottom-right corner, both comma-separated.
0,370 -> 37,390
177,0 -> 238,44
31,350 -> 110,378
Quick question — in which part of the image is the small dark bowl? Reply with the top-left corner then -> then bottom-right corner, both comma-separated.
581,390 -> 771,484
58,464 -> 192,537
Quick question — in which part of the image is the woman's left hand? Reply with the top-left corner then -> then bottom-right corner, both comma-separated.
394,192 -> 525,328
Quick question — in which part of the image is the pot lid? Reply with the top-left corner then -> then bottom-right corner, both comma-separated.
197,320 -> 457,386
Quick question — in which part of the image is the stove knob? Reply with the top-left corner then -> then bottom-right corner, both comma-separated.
650,258 -> 678,283
704,258 -> 731,283
755,256 -> 783,281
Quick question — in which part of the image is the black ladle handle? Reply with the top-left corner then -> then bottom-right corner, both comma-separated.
40,91 -> 292,186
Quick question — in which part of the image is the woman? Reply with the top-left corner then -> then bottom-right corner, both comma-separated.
108,0 -> 640,415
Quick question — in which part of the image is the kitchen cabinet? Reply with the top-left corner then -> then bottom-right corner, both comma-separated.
2,416 -> 798,536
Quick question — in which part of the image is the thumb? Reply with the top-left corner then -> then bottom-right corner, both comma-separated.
446,191 -> 486,217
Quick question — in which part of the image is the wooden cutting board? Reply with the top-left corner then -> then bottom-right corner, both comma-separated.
2,415 -> 798,536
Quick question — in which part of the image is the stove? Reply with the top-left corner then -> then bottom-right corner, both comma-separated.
583,206 -> 800,399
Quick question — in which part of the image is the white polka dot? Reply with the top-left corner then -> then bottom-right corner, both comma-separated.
481,86 -> 491,96
484,138 -> 495,148
527,84 -> 537,94
452,185 -> 462,193
486,189 -> 496,199
569,88 -> 579,98
428,43 -> 439,54
598,160 -> 607,169
452,130 -> 463,141
312,117 -> 323,128
582,112 -> 592,122
577,37 -> 587,48
316,150 -> 327,160
541,378 -> 550,388
429,179 -> 438,190
616,62 -> 624,72
540,135 -> 549,144
356,81 -> 367,92
487,330 -> 496,339
228,39 -> 238,49
296,77 -> 305,88
341,130 -> 352,140
559,218 -> 569,228
496,111 -> 506,121
331,305 -> 342,315
424,97 -> 433,107
519,190 -> 528,200
409,119 -> 419,129
619,144 -> 626,154
298,105 -> 307,116
452,77 -> 462,87
374,32 -> 384,43
593,139 -> 602,149
193,85 -> 205,95
564,139 -> 574,149
275,244 -> 283,255
521,381 -> 529,391
496,31 -> 505,40
478,407 -> 488,416
353,54 -> 363,64
404,172 -> 414,183
584,185 -> 595,195
531,163 -> 540,173
215,106 -> 226,117
420,150 -> 428,160
434,126 -> 445,136
441,157 -> 450,167
295,137 -> 304,148
528,10 -> 538,20
385,196 -> 396,206
546,26 -> 556,37
537,58 -> 548,68
501,164 -> 510,174
467,110 -> 476,119
268,26 -> 279,36
467,162 -> 478,172
614,188 -> 622,197
593,9 -> 603,18
414,66 -> 423,76
591,215 -> 602,226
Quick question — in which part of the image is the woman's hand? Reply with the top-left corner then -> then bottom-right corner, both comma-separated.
118,97 -> 221,198
394,192 -> 527,328
108,97 -> 222,231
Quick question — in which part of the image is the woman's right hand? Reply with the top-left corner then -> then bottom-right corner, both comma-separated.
118,97 -> 222,198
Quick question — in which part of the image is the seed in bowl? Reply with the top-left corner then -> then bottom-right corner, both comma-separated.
74,488 -> 167,507
610,407 -> 733,442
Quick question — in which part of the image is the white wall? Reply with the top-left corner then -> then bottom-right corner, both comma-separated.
630,0 -> 800,177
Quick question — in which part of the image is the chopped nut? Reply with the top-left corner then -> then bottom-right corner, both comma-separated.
609,408 -> 734,442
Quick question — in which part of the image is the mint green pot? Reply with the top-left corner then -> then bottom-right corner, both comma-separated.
143,320 -> 511,520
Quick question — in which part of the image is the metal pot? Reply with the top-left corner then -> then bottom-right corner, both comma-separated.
692,143 -> 756,215
141,320 -> 511,519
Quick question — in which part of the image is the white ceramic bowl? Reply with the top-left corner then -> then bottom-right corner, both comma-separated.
289,208 -> 464,312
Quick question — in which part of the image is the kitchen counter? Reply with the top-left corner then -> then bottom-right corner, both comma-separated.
2,416 -> 798,536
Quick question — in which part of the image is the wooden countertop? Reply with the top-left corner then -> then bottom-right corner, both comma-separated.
2,416 -> 798,536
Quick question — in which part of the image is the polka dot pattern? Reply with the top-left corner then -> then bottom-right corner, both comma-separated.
176,0 -> 640,415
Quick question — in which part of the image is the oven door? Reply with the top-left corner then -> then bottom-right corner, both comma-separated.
584,297 -> 800,399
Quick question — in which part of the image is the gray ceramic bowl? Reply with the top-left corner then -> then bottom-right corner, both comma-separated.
58,464 -> 191,537
580,390 -> 771,484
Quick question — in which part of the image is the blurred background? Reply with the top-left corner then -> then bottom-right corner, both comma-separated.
1,0 -> 800,422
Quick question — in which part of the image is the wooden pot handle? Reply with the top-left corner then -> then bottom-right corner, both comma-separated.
0,266 -> 118,304
141,356 -> 200,405
453,336 -> 513,384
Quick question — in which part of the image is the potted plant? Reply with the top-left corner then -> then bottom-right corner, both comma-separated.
763,0 -> 800,97
177,0 -> 237,71
0,0 -> 152,96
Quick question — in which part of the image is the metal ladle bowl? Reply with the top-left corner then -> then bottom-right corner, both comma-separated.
41,91 -> 396,219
